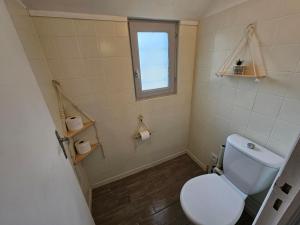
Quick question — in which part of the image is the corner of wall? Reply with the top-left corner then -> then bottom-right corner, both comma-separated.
186,149 -> 207,171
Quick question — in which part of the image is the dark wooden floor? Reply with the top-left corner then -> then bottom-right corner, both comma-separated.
92,154 -> 254,225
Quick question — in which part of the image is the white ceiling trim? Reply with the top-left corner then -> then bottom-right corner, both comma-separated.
28,9 -> 199,25
29,10 -> 128,22
180,20 -> 199,26
204,0 -> 248,17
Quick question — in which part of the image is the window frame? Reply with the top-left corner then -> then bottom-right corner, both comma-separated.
128,19 -> 178,100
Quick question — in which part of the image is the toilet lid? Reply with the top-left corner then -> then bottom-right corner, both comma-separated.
180,174 -> 245,225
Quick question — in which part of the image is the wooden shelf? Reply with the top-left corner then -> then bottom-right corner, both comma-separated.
74,143 -> 98,165
216,25 -> 267,81
217,73 -> 266,78
64,121 -> 94,138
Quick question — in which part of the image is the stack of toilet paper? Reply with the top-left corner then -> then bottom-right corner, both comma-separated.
75,140 -> 91,154
66,116 -> 83,131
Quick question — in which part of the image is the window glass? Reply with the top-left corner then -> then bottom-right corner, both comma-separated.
137,32 -> 169,90
129,20 -> 178,100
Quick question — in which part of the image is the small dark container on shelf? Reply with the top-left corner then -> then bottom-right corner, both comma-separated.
233,59 -> 246,75
233,65 -> 247,75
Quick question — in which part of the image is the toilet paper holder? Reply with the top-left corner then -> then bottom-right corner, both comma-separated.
134,115 -> 152,140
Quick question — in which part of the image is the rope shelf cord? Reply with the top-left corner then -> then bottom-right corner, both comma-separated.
52,80 -> 105,163
216,24 -> 267,81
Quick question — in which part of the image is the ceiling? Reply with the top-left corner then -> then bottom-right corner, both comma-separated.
21,0 -> 247,20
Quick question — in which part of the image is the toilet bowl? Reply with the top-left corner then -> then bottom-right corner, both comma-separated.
180,134 -> 284,225
181,174 -> 246,225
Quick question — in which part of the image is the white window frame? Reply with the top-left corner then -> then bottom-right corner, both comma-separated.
128,19 -> 178,100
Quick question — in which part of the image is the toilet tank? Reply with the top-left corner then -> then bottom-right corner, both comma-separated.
223,134 -> 284,195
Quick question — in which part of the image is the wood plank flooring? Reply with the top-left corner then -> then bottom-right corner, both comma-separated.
92,154 -> 254,225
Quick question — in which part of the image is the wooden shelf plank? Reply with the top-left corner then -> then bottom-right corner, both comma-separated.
64,121 -> 94,138
217,73 -> 266,78
74,143 -> 98,165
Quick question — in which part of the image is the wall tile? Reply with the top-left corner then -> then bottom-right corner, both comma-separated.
258,72 -> 291,97
253,92 -> 283,118
197,51 -> 213,68
115,22 -> 129,37
196,67 -> 211,84
214,27 -> 242,51
12,14 -> 35,32
212,50 -> 231,74
255,0 -> 283,21
98,37 -> 130,57
6,0 -> 90,203
5,0 -> 28,16
267,119 -> 300,157
263,45 -> 300,72
285,73 -> 300,100
276,14 -> 300,45
29,59 -> 53,84
84,58 -> 105,77
238,78 -> 259,92
245,112 -> 275,145
60,59 -> 86,78
234,88 -> 257,110
278,98 -> 300,124
31,15 -> 198,185
47,59 -> 63,78
180,25 -> 197,39
95,21 -> 116,36
256,19 -> 279,46
234,1 -> 257,26
34,17 -> 75,36
75,20 -> 96,36
190,0 -> 300,176
58,78 -> 92,98
103,57 -> 133,92
198,33 -> 215,52
86,76 -> 107,94
56,37 -> 81,59
221,76 -> 239,89
219,84 -> 236,101
39,36 -> 60,59
77,37 -> 100,58
280,0 -> 300,16
215,99 -> 234,121
229,106 -> 251,134
17,30 -> 43,59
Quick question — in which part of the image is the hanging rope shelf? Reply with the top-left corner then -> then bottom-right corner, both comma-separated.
216,24 -> 267,81
52,80 -> 105,165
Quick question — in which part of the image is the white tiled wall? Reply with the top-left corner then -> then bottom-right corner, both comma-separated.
190,0 -> 300,213
32,16 -> 197,186
190,0 -> 300,164
5,0 -> 60,129
5,0 -> 92,202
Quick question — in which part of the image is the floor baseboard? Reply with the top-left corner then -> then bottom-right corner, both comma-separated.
186,149 -> 207,172
91,150 -> 187,189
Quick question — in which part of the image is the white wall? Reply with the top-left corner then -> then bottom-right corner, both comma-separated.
190,0 -> 300,165
190,0 -> 300,214
30,15 -> 197,187
0,1 -> 94,224
5,0 -> 92,202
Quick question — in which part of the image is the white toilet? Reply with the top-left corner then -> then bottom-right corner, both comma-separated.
180,134 -> 284,225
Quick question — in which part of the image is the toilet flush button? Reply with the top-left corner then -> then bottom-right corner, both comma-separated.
247,143 -> 255,149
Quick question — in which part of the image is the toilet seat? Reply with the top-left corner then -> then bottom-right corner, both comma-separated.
180,174 -> 246,225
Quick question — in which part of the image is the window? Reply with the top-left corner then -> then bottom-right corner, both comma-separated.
129,19 -> 178,100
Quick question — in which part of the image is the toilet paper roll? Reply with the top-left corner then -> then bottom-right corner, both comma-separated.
139,130 -> 150,141
66,116 -> 83,131
75,140 -> 91,154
